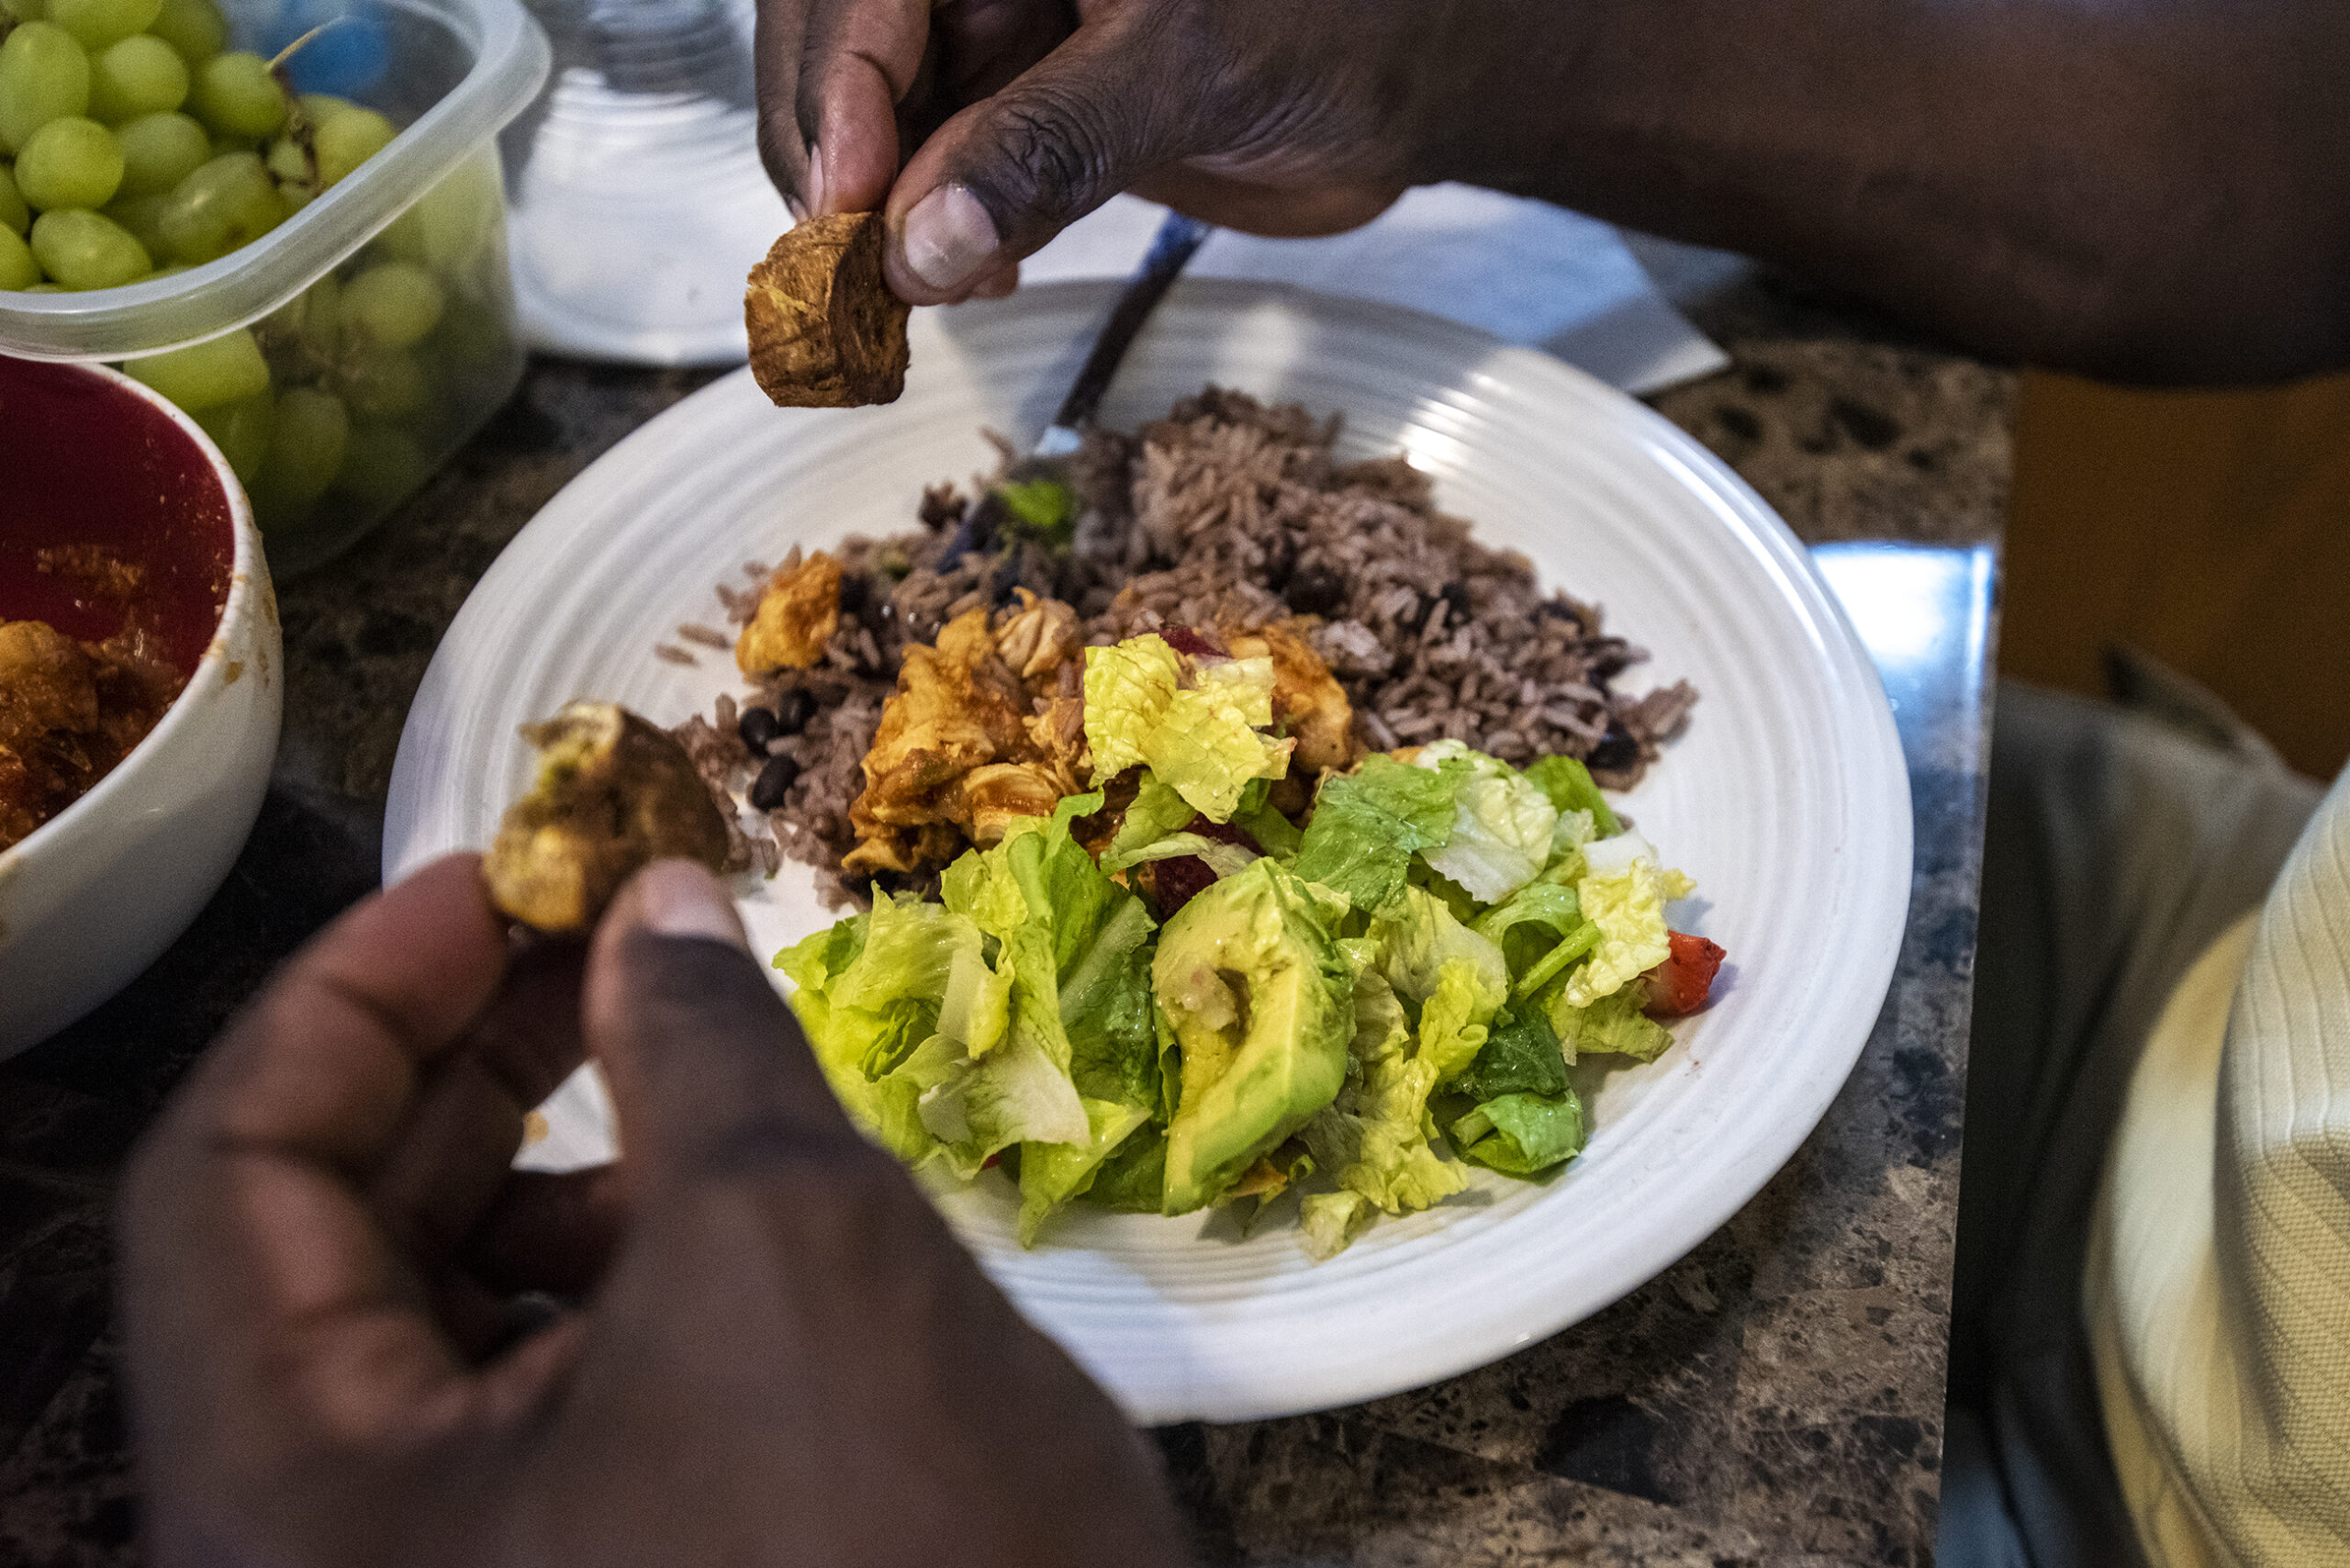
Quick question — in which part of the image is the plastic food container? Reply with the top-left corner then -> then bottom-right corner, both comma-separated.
0,0 -> 549,576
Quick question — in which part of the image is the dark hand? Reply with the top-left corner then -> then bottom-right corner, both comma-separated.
119,857 -> 1186,1568
755,0 -> 1428,304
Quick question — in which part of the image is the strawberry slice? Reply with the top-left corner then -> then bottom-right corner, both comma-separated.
1642,932 -> 1726,1017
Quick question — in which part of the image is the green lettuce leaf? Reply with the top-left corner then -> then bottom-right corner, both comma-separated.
1082,639 -> 1292,820
1410,741 -> 1558,903
1369,885 -> 1509,1020
1232,776 -> 1304,857
1543,980 -> 1674,1062
1299,946 -> 1472,1242
1452,1003 -> 1570,1102
1472,880 -> 1584,975
1080,1126 -> 1169,1213
1291,754 -> 1457,915
1451,1089 -> 1587,1177
1100,832 -> 1259,879
995,476 -> 1075,544
1017,1097 -> 1152,1244
1559,831 -> 1677,1008
1101,771 -> 1197,866
1524,753 -> 1621,837
1082,635 -> 1183,781
917,1022 -> 1091,1177
1301,1190 -> 1375,1260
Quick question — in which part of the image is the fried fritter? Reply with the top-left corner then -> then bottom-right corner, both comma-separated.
744,212 -> 911,409
484,702 -> 733,934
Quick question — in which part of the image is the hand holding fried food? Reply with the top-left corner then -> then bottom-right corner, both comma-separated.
744,213 -> 912,409
484,702 -> 733,933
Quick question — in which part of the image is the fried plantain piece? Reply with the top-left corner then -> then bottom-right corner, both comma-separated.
744,212 -> 912,409
484,702 -> 733,934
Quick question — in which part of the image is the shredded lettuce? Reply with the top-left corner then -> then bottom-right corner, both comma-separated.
1369,885 -> 1509,1020
1411,742 -> 1558,902
1471,880 -> 1584,974
1451,1003 -> 1570,1103
1083,638 -> 1292,820
1017,1097 -> 1152,1243
1301,953 -> 1469,1231
1290,754 -> 1458,915
1560,831 -> 1679,1008
1101,772 -> 1197,866
1451,1089 -> 1587,1176
1231,776 -> 1304,857
1544,980 -> 1673,1062
1524,753 -> 1621,838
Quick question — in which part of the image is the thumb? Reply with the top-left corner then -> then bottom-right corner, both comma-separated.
583,860 -> 865,1202
884,8 -> 1201,301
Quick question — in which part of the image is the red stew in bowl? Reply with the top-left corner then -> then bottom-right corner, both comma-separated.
0,357 -> 237,850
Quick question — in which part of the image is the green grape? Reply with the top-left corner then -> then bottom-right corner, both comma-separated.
338,348 -> 431,420
87,33 -> 188,122
101,188 -> 165,255
313,104 -> 392,187
47,0 -> 161,51
147,0 -> 224,63
122,325 -> 268,409
0,166 -> 28,234
187,51 -> 284,140
159,150 -> 285,263
17,116 -> 125,209
255,385 -> 346,507
341,263 -> 442,349
191,386 -> 271,479
28,206 -> 148,286
284,269 -> 339,356
261,130 -> 306,185
334,420 -> 426,506
116,108 -> 207,194
373,151 -> 498,274
0,223 -> 39,289
0,22 -> 92,153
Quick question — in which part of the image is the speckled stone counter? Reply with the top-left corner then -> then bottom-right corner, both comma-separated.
0,269 -> 2010,1566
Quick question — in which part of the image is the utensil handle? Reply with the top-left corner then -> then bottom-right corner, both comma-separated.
1044,211 -> 1212,442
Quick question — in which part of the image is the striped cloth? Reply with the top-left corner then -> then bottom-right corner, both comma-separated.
2087,764 -> 2350,1564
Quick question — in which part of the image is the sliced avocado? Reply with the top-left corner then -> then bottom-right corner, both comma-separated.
1154,858 -> 1353,1214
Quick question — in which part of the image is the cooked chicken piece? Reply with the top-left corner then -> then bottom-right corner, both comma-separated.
994,588 -> 1084,683
963,762 -> 1070,845
1225,620 -> 1359,775
483,702 -> 733,934
744,212 -> 911,409
844,596 -> 1096,879
736,552 -> 843,676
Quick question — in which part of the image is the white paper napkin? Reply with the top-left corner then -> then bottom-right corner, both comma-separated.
1022,185 -> 1729,397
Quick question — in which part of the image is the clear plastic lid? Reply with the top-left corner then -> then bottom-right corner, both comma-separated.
0,0 -> 549,364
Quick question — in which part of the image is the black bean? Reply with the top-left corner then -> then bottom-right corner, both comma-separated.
736,705 -> 780,751
836,573 -> 871,621
749,752 -> 802,811
1283,565 -> 1347,617
1536,599 -> 1583,629
1586,724 -> 1640,774
1439,582 -> 1472,623
771,688 -> 818,735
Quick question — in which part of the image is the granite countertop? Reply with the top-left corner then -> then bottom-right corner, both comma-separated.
0,270 -> 2010,1566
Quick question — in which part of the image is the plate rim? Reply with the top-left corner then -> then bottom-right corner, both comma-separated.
386,277 -> 1912,1422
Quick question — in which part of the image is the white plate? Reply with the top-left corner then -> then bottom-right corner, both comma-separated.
386,279 -> 1910,1424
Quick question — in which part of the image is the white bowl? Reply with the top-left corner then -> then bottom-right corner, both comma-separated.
0,361 -> 283,1053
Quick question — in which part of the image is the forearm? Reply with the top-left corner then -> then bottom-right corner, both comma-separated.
1432,0 -> 2350,383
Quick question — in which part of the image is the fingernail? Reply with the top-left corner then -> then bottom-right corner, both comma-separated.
803,143 -> 828,218
901,184 -> 999,293
634,860 -> 747,950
